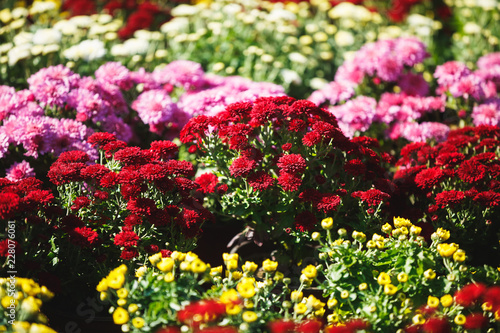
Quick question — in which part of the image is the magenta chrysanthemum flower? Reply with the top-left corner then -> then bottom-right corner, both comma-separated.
95,62 -> 133,91
27,65 -> 80,107
307,81 -> 355,106
397,72 -> 429,96
433,61 -> 471,88
5,161 -> 35,182
329,96 -> 377,138
132,89 -> 177,126
153,60 -> 206,90
449,73 -> 494,101
388,121 -> 449,142
472,99 -> 500,126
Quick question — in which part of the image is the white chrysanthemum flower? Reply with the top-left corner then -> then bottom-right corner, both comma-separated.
110,44 -> 128,57
32,28 -> 62,45
8,44 -> 32,65
463,22 -> 482,34
53,20 -> 79,35
171,4 -> 200,16
288,52 -> 307,64
68,15 -> 94,28
13,32 -> 33,46
29,1 -> 56,15
12,7 -> 28,19
334,30 -> 355,47
222,3 -> 242,15
63,39 -> 106,61
123,38 -> 149,55
161,17 -> 190,34
281,69 -> 302,85
267,8 -> 296,22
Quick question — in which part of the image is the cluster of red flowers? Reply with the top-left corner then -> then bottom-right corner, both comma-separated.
61,0 -> 177,39
48,132 -> 214,261
393,125 -> 500,263
268,319 -> 324,333
181,96 -> 395,243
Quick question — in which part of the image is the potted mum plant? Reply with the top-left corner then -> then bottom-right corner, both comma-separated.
180,96 -> 396,265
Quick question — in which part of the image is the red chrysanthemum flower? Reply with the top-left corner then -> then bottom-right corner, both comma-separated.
268,319 -> 296,333
277,154 -> 307,174
57,150 -> 90,164
278,172 -> 302,192
302,131 -> 321,147
127,197 -> 157,216
71,196 -> 91,210
435,152 -> 465,167
281,143 -> 292,151
463,313 -> 488,330
474,138 -> 499,151
454,283 -> 487,307
48,162 -> 86,185
473,190 -> 500,207
195,173 -> 219,194
121,184 -> 142,200
344,159 -> 367,176
148,208 -> 171,227
295,320 -> 322,333
80,164 -> 111,182
421,317 -> 451,333
124,214 -> 143,227
120,247 -> 139,260
458,159 -> 486,183
177,300 -> 226,328
414,167 -> 445,190
165,160 -> 195,178
174,177 -> 198,196
70,227 -> 99,248
180,115 -> 210,143
114,230 -> 140,247
100,172 -> 118,188
288,119 -> 307,132
87,132 -> 117,148
299,189 -> 322,204
140,163 -> 168,180
294,211 -> 316,232
102,140 -> 127,158
247,171 -> 275,191
0,192 -> 20,219
351,189 -> 390,206
93,190 -> 109,201
229,156 -> 257,178
434,190 -> 465,208
177,208 -> 202,231
316,193 -> 342,213
114,146 -> 147,166
149,140 -> 178,160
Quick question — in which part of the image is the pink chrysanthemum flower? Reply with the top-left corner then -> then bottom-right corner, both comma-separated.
433,61 -> 471,89
130,67 -> 162,91
307,81 -> 355,106
472,99 -> 500,126
449,73 -> 495,101
389,121 -> 449,142
27,65 -> 80,107
5,161 -> 35,181
328,96 -> 377,138
131,89 -> 178,125
153,60 -> 206,90
334,59 -> 365,87
397,72 -> 429,96
95,62 -> 133,91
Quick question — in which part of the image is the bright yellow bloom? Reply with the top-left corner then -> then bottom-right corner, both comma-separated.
117,288 -> 128,299
381,223 -> 392,233
171,251 -> 186,261
306,295 -> 324,310
311,232 -> 321,241
327,298 -> 338,309
377,272 -> 391,285
427,296 -> 440,308
131,317 -> 145,329
376,240 -> 385,249
223,253 -> 239,262
128,304 -> 139,314
412,314 -> 425,325
226,259 -> 238,271
210,265 -> 223,277
164,272 -> 175,283
482,302 -> 493,311
237,281 -> 256,299
26,323 -> 57,333
301,265 -> 318,279
432,228 -> 450,241
117,298 -> 127,307
384,284 -> 398,295
231,271 -> 243,280
397,272 -> 408,283
294,303 -> 308,315
366,240 -> 376,249
220,289 -> 239,305
454,314 -> 466,325
274,271 -> 284,282
359,283 -> 367,291
437,243 -> 459,257
321,217 -> 333,230
424,269 -> 436,280
290,290 -> 303,302
157,258 -> 175,272
135,266 -> 147,278
440,294 -> 453,307
340,290 -> 349,299
113,307 -> 129,325
100,292 -> 107,301
107,271 -> 125,290
20,296 -> 40,315
352,231 -> 366,242
327,313 -> 339,324
453,249 -> 466,262
149,253 -> 162,265
226,303 -> 242,315
242,261 -> 258,273
179,261 -> 191,271
262,259 -> 278,272
393,217 -> 412,228
242,311 -> 258,322
410,225 -> 422,236
191,259 -> 208,273
495,309 -> 500,321
96,279 -> 108,292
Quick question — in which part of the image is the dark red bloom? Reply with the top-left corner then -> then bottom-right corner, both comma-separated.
81,164 -> 111,181
177,300 -> 226,327
282,143 -> 292,151
434,190 -> 465,208
48,162 -> 85,185
247,171 -> 275,191
94,190 -> 109,201
473,190 -> 500,207
57,150 -> 90,164
121,184 -> 142,200
149,140 -> 178,160
180,115 -> 210,143
120,247 -> 139,260
100,172 -> 118,188
464,313 -> 488,330
165,160 -> 195,178
268,319 -> 296,333
344,159 -> 367,176
114,146 -> 147,166
127,197 -> 157,216
71,196 -> 91,210
295,320 -> 322,333
294,211 -> 316,232
124,214 -> 143,227
195,173 -> 219,194
316,193 -> 341,213
435,152 -> 465,167
155,327 -> 181,333
0,239 -> 20,257
454,283 -> 487,307
0,192 -> 20,219
278,172 -> 302,192
414,167 -> 445,190
229,156 -> 257,178
87,132 -> 117,148
288,119 -> 307,132
140,163 -> 168,180
102,140 -> 127,158
302,131 -> 321,147
421,317 -> 451,333
458,159 -> 486,183
351,189 -> 390,206
277,154 -> 307,174
114,230 -> 140,247
70,227 -> 99,248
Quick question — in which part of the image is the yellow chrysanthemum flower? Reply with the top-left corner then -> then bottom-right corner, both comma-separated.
384,284 -> 398,295
157,258 -> 175,272
412,314 -> 425,325
301,265 -> 318,279
191,259 -> 208,274
242,261 -> 258,273
327,298 -> 338,309
437,243 -> 459,257
427,296 -> 440,308
393,216 -> 412,228
424,269 -> 436,280
131,317 -> 145,329
242,311 -> 258,322
321,217 -> 333,230
294,303 -> 308,315
164,272 -> 175,283
453,249 -> 466,262
237,281 -> 256,299
377,272 -> 391,285
113,307 -> 129,325
397,272 -> 408,283
454,314 -> 466,325
440,294 -> 453,307
262,259 -> 278,272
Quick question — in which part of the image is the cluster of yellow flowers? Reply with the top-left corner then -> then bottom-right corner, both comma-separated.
0,277 -> 55,333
